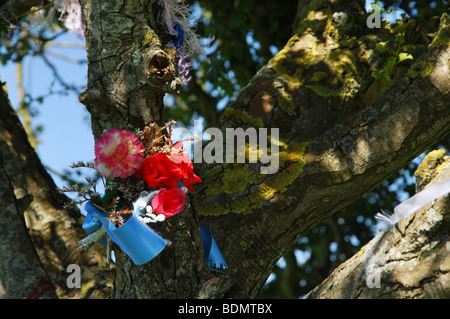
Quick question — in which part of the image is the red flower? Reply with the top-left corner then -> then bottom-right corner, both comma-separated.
151,188 -> 186,218
170,142 -> 202,192
136,153 -> 180,189
136,142 -> 202,192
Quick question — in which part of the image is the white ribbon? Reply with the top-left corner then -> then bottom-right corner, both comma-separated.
375,177 -> 450,226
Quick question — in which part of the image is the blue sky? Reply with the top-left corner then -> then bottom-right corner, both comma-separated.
1,31 -> 94,190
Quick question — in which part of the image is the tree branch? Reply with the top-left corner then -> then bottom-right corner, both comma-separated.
194,13 -> 450,297
0,157 -> 56,298
0,0 -> 49,22
0,81 -> 110,298
306,150 -> 450,299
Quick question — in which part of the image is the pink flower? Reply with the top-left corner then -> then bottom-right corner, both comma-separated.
151,188 -> 186,218
94,129 -> 145,178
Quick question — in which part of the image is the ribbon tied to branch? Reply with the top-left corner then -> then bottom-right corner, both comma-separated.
375,177 -> 450,227
79,200 -> 228,271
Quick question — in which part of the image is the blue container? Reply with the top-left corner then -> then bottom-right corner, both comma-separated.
82,201 -> 167,265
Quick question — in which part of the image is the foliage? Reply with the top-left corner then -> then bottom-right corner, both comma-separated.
0,15 -> 13,35
164,0 -> 298,128
363,1 -> 448,83
383,0 -> 449,26
371,14 -> 416,81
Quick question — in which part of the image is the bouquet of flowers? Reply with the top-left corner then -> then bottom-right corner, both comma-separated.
93,121 -> 200,220
60,121 -> 206,265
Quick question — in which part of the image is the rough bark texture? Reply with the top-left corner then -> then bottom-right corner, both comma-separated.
0,83 -> 112,299
79,0 -> 214,299
79,0 -> 181,138
306,150 -> 450,299
193,11 -> 450,298
0,114 -> 57,299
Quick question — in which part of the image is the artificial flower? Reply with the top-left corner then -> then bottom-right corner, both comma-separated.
170,142 -> 202,192
136,153 -> 181,189
151,188 -> 186,218
94,129 -> 145,178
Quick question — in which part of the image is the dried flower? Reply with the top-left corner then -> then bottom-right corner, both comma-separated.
108,208 -> 133,227
94,129 -> 145,179
176,48 -> 192,85
151,0 -> 207,85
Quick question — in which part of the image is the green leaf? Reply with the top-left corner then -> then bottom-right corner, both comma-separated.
101,188 -> 119,208
399,44 -> 416,52
384,56 -> 397,68
0,18 -> 10,34
398,52 -> 413,63
375,42 -> 388,52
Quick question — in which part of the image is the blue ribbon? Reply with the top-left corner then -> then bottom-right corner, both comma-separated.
82,212 -> 108,248
171,23 -> 184,49
81,201 -> 167,265
200,226 -> 228,271
81,201 -> 227,270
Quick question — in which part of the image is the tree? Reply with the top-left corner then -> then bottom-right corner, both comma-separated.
0,0 -> 449,299
306,149 -> 450,299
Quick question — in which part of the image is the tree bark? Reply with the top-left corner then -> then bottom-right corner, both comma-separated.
194,11 -> 450,298
79,0 -> 214,299
0,82 -> 110,299
306,150 -> 450,299
79,0 -> 181,138
77,0 -> 449,298
0,84 -> 57,298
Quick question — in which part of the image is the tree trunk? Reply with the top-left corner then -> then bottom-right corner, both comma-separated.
306,150 -> 450,299
0,83 -> 57,299
0,82 -> 110,299
79,0 -> 214,298
0,0 -> 448,299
